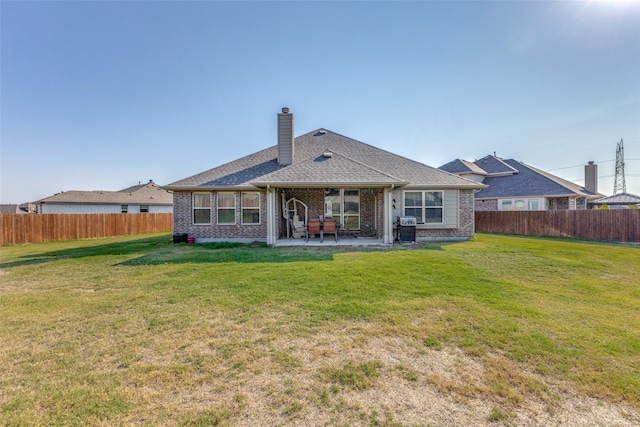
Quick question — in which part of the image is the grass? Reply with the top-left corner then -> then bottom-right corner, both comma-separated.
1,232 -> 639,425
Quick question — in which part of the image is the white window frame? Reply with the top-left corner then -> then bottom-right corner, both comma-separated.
217,192 -> 236,225
241,192 -> 261,225
324,189 -> 360,230
404,190 -> 444,224
192,192 -> 212,225
499,198 -> 544,211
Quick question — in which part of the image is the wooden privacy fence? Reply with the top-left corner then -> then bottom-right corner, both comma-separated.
0,213 -> 173,245
475,210 -> 640,243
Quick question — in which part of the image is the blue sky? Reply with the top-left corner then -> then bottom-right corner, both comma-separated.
1,0 -> 639,204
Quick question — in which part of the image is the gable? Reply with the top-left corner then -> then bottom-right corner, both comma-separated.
474,155 -> 518,175
251,151 -> 407,187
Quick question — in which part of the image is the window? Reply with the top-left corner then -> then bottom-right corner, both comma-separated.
217,192 -> 236,224
121,205 -> 128,214
343,189 -> 360,229
140,205 -> 149,213
241,192 -> 260,224
193,192 -> 211,224
404,191 -> 443,224
499,198 -> 542,211
325,189 -> 360,229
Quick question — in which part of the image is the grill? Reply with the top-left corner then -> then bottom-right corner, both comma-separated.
398,216 -> 416,242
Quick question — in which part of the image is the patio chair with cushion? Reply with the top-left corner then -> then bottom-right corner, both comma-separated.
322,218 -> 338,243
306,219 -> 321,242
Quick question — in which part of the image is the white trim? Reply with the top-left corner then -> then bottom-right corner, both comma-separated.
497,197 -> 545,211
192,192 -> 212,225
267,188 -> 276,245
403,190 -> 444,225
384,187 -> 393,244
241,191 -> 261,225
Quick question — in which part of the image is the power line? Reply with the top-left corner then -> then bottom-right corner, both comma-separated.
546,159 -> 639,173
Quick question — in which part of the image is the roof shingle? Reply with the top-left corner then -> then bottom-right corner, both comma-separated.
166,129 -> 482,190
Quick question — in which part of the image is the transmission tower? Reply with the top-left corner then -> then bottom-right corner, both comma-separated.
613,138 -> 626,194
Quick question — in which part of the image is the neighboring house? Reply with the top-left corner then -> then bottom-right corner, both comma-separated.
164,108 -> 484,245
0,204 -> 21,214
36,180 -> 173,214
590,192 -> 640,209
0,203 -> 34,214
439,155 -> 601,211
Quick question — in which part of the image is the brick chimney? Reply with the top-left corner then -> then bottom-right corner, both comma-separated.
585,161 -> 597,194
277,107 -> 294,166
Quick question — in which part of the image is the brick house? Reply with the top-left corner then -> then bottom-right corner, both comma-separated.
164,108 -> 484,245
439,155 -> 602,211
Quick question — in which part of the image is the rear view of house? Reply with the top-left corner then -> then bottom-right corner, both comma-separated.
164,108 -> 484,245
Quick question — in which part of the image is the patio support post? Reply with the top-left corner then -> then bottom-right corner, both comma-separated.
267,187 -> 277,245
383,186 -> 394,244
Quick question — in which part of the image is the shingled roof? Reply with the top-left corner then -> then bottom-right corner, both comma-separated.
166,129 -> 482,190
477,160 -> 598,198
592,192 -> 640,205
440,155 -> 599,199
37,181 -> 173,205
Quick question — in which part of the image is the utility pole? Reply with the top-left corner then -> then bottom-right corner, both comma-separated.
613,138 -> 626,195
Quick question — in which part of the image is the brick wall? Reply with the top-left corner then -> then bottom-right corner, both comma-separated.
475,199 -> 498,211
173,191 -> 267,241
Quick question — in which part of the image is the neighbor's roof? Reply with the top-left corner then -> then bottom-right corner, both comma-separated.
473,155 -> 519,175
438,159 -> 487,176
36,181 -> 173,205
0,204 -> 21,214
165,129 -> 483,190
592,192 -> 640,205
475,159 -> 599,199
440,155 -> 600,199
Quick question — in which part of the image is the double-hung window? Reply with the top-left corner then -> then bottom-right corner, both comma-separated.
404,191 -> 443,224
241,192 -> 260,224
193,192 -> 211,224
217,192 -> 236,224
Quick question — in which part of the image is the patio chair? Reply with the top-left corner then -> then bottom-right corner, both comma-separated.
306,219 -> 321,242
322,218 -> 338,243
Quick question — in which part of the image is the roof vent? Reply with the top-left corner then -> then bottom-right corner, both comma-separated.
314,130 -> 327,136
323,151 -> 332,158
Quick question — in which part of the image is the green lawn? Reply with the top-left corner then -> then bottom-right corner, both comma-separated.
1,233 -> 638,425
